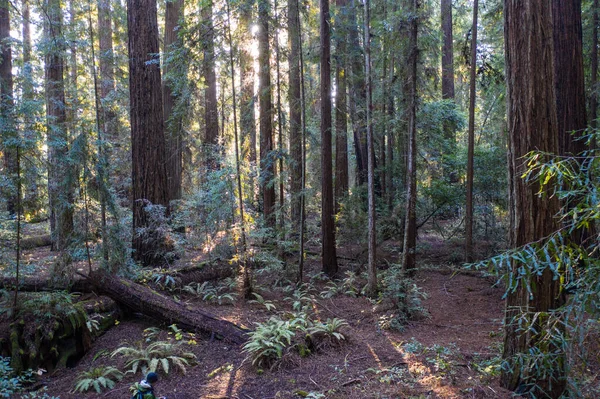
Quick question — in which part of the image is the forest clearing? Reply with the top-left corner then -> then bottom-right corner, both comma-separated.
1,0 -> 600,398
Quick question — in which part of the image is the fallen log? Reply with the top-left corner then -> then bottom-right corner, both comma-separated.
173,261 -> 235,287
0,276 -> 93,293
87,270 -> 249,345
21,234 -> 52,249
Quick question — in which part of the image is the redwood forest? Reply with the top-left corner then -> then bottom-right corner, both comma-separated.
0,0 -> 599,398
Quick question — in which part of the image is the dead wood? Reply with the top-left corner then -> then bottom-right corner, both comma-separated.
87,269 -> 249,345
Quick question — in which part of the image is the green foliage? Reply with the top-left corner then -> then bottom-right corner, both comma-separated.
73,366 -> 123,393
242,316 -> 305,368
111,340 -> 196,375
307,318 -> 349,346
249,293 -> 277,311
0,356 -> 35,398
183,280 -> 237,305
378,266 -> 428,331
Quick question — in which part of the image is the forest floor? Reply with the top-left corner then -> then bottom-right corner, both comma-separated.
7,224 -> 517,398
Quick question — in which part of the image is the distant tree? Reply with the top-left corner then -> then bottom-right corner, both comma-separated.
592,0 -> 599,130
44,0 -> 74,251
97,0 -> 117,142
127,0 -> 170,266
163,0 -> 184,200
502,0 -> 566,396
239,0 -> 256,168
288,0 -> 302,225
258,0 -> 275,227
334,0 -> 349,212
320,0 -> 338,277
401,0 -> 419,275
202,0 -> 219,166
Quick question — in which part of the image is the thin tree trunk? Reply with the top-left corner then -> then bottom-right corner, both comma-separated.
502,1 -> 565,396
386,57 -> 395,211
465,0 -> 478,263
288,0 -> 302,225
258,0 -> 275,227
321,0 -> 338,277
203,0 -> 219,165
97,0 -> 116,140
364,0 -> 376,296
163,0 -> 184,200
334,0 -> 349,212
401,0 -> 418,275
127,0 -> 170,266
44,0 -> 74,251
239,0 -> 256,167
297,0 -> 308,283
441,0 -> 455,177
274,0 -> 285,229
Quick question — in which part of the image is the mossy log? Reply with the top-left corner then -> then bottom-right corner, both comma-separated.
87,270 -> 249,345
173,261 -> 235,287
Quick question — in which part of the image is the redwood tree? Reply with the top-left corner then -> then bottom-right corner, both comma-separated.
127,0 -> 170,265
44,0 -> 74,251
320,0 -> 338,277
163,0 -> 184,200
258,0 -> 275,226
288,0 -> 302,224
502,0 -> 566,396
334,0 -> 349,211
203,0 -> 219,165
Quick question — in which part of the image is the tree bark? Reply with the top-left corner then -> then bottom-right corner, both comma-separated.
288,0 -> 302,225
347,0 -> 368,186
441,0 -> 454,101
364,0 -> 376,296
502,1 -> 566,396
401,0 -> 418,275
321,0 -> 338,277
44,0 -> 74,252
203,0 -> 219,166
592,0 -> 599,131
552,0 -> 587,156
97,0 -> 117,140
334,0 -> 349,212
258,0 -> 275,227
163,0 -> 184,200
88,270 -> 248,345
127,0 -> 170,266
239,0 -> 256,168
465,0 -> 478,263
0,0 -> 16,216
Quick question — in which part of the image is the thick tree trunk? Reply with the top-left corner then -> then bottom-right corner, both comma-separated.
127,0 -> 170,266
163,0 -> 184,200
465,0 -> 478,263
97,0 -> 117,140
502,1 -> 566,396
44,0 -> 74,252
552,0 -> 587,156
401,0 -> 418,275
0,0 -> 16,216
203,0 -> 219,164
592,0 -> 599,131
88,270 -> 248,345
288,0 -> 302,225
334,0 -> 349,212
258,0 -> 275,226
321,0 -> 338,277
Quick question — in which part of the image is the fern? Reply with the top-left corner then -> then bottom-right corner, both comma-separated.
111,341 -> 196,375
73,366 -> 123,393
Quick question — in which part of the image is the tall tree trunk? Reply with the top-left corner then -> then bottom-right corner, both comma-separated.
441,0 -> 454,101
274,0 -> 285,229
592,0 -> 599,131
321,0 -> 338,277
163,0 -> 184,200
385,57 -> 395,211
288,0 -> 302,225
97,0 -> 117,142
553,0 -> 587,156
258,0 -> 275,227
127,0 -> 170,266
347,0 -> 368,186
334,0 -> 349,212
401,0 -> 418,275
239,0 -> 256,168
203,0 -> 219,166
465,0 -> 478,263
0,0 -> 16,216
502,1 -> 566,396
364,0 -> 376,296
44,0 -> 74,251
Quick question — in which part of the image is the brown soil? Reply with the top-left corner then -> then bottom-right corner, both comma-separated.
5,223 -> 516,399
